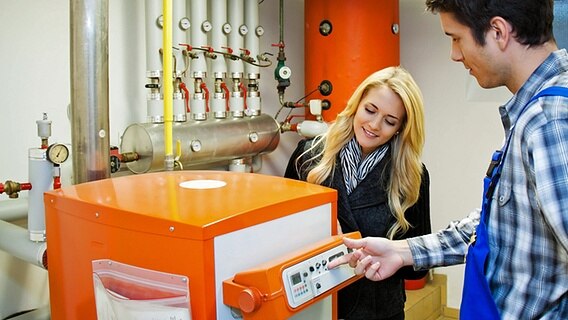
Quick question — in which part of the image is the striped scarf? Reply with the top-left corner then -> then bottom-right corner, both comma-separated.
340,138 -> 389,195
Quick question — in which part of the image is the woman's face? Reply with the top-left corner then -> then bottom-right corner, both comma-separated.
353,85 -> 406,157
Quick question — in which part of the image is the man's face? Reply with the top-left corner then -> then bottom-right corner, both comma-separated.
439,12 -> 505,89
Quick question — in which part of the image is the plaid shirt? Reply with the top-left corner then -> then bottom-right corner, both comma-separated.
408,49 -> 568,320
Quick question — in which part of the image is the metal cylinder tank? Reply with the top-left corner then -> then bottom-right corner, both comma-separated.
305,0 -> 400,121
70,0 -> 110,183
120,115 -> 280,173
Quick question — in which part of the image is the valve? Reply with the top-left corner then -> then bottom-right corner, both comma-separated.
110,146 -> 122,174
271,42 -> 291,94
221,46 -> 238,60
1,180 -> 32,199
120,152 -> 140,163
201,46 -> 217,59
239,48 -> 255,64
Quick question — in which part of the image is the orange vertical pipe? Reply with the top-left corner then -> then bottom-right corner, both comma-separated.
305,0 -> 400,121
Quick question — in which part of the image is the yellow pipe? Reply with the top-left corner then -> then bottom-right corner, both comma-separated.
163,0 -> 174,170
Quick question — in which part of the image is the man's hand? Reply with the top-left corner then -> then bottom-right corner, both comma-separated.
327,237 -> 414,281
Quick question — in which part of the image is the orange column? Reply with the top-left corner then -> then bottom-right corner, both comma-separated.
305,0 -> 400,121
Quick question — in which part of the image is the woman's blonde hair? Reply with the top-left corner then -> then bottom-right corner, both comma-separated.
301,66 -> 425,239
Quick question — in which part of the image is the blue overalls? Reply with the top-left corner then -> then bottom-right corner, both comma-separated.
460,86 -> 568,320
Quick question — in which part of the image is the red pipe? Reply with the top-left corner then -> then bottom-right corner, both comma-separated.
19,183 -> 32,191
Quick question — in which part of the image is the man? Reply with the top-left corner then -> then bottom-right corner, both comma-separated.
328,0 -> 568,319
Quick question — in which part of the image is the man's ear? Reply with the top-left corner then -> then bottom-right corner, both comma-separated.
489,17 -> 511,49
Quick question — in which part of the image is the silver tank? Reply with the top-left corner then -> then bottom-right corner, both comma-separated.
120,114 -> 280,173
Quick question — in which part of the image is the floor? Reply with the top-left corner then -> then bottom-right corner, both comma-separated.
404,273 -> 458,320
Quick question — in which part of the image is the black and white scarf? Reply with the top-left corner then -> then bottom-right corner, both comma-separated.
340,138 -> 389,195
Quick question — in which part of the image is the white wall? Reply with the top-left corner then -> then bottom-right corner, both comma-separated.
0,0 -> 516,316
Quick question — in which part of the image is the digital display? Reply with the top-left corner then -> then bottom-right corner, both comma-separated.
328,251 -> 344,262
291,272 -> 302,285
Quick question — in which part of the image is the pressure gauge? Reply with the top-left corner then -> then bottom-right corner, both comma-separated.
179,17 -> 190,31
156,15 -> 164,28
47,143 -> 69,164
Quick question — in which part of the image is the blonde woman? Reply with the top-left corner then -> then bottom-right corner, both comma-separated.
285,66 -> 431,320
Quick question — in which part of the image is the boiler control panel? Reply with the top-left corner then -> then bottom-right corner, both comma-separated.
222,231 -> 362,319
282,243 -> 355,308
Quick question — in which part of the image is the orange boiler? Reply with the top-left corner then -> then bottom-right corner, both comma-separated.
45,171 -> 346,319
305,0 -> 400,121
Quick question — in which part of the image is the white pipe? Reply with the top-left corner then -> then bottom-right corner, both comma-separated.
28,148 -> 52,242
172,0 -> 186,76
229,158 -> 248,172
210,0 -> 228,118
145,0 -> 165,123
0,220 -> 47,269
210,0 -> 228,78
0,198 -> 28,222
172,0 -> 187,122
227,0 -> 244,78
251,155 -> 263,173
145,0 -> 163,76
297,120 -> 329,138
244,0 -> 260,78
189,0 -> 208,77
189,0 -> 209,120
244,0 -> 261,115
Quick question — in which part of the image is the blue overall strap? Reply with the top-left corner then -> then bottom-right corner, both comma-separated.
532,86 -> 568,100
460,86 -> 568,320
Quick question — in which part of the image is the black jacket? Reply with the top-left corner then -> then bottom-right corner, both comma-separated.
284,138 -> 432,319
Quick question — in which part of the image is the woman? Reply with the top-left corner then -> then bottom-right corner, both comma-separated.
284,66 -> 431,320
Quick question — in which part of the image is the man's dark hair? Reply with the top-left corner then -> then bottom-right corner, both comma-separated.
425,0 -> 555,46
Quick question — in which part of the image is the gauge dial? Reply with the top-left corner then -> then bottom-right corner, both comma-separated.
47,143 -> 69,164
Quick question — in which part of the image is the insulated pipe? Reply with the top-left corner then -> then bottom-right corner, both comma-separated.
172,0 -> 187,78
145,0 -> 164,123
227,0 -> 244,78
145,0 -> 163,76
189,0 -> 209,120
172,0 -> 187,122
70,0 -> 110,183
210,0 -> 228,118
244,0 -> 261,116
210,0 -> 228,78
244,0 -> 260,79
28,148 -> 52,242
0,198 -> 28,222
227,0 -> 245,118
189,0 -> 208,77
0,220 -> 47,269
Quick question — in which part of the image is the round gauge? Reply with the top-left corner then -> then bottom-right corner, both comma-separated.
156,15 -> 164,28
202,21 -> 212,32
179,17 -> 190,30
47,143 -> 69,164
255,26 -> 264,37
